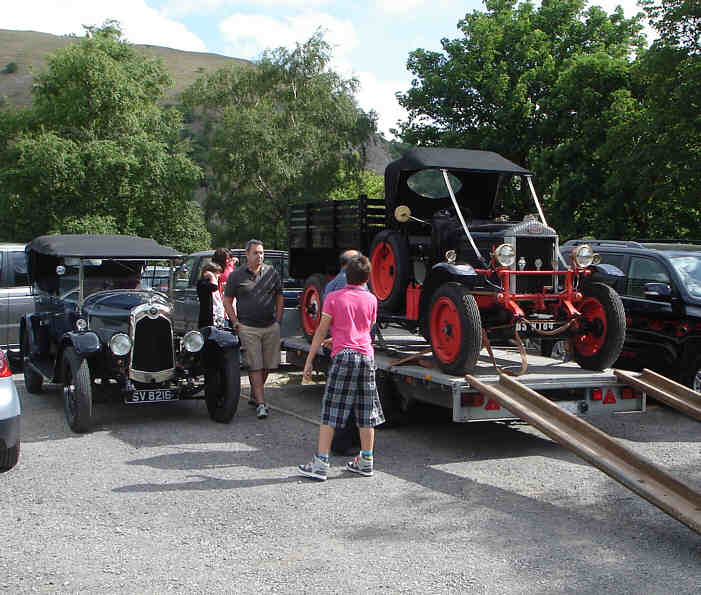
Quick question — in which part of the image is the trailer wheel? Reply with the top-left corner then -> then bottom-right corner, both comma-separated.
369,230 -> 409,313
376,371 -> 411,427
62,347 -> 93,433
571,282 -> 626,370
300,274 -> 328,342
428,283 -> 482,375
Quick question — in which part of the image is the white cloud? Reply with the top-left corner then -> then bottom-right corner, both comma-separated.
219,11 -> 358,60
355,71 -> 409,139
162,0 -> 332,18
4,0 -> 207,52
374,0 -> 427,16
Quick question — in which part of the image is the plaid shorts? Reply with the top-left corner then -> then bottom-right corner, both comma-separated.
320,349 -> 385,429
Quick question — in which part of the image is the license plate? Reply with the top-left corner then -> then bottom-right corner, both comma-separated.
126,389 -> 178,403
516,320 -> 556,332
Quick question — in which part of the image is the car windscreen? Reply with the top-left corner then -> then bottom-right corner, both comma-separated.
669,255 -> 701,297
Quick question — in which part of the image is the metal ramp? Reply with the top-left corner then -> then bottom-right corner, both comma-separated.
466,373 -> 701,534
614,368 -> 701,422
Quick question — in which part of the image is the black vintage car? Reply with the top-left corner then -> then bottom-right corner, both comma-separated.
20,235 -> 241,432
291,148 -> 626,375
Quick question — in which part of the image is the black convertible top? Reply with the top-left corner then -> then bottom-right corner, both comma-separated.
386,148 -> 532,176
28,234 -> 182,259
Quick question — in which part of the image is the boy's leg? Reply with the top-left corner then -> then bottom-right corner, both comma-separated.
358,427 -> 374,452
317,424 -> 335,456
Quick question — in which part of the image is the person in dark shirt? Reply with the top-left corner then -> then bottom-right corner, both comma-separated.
223,239 -> 283,420
197,263 -> 223,328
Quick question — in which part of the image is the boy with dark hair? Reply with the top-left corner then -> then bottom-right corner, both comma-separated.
298,254 -> 385,481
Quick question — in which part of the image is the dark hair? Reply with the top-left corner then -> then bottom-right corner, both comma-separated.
345,254 -> 370,285
212,248 -> 230,268
339,249 -> 359,267
201,262 -> 222,277
246,239 -> 263,252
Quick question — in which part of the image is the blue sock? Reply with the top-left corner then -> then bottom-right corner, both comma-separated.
361,450 -> 373,458
316,453 -> 329,461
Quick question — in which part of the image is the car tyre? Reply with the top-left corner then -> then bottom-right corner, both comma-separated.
427,283 -> 483,375
369,230 -> 410,313
300,274 -> 328,342
0,442 -> 20,472
205,348 -> 241,423
571,282 -> 626,371
681,356 -> 701,392
22,334 -> 43,394
63,347 -> 93,433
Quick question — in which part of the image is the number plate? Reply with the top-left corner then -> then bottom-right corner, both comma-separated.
126,389 -> 178,404
516,320 -> 556,332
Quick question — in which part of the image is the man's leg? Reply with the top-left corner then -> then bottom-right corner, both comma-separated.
248,369 -> 265,404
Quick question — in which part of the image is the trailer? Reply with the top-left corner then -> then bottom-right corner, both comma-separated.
281,329 -> 701,534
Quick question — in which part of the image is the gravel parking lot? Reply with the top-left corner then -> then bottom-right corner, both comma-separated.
2,368 -> 700,594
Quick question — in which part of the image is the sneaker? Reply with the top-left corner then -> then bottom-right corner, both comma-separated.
256,403 -> 269,419
298,455 -> 329,481
346,455 -> 373,477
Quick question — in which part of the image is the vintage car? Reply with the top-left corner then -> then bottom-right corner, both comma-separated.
20,234 -> 241,433
291,148 -> 626,375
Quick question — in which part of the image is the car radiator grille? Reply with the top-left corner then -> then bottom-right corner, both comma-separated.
515,237 -> 555,294
132,316 -> 174,372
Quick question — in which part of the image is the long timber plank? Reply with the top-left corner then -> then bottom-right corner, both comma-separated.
614,368 -> 701,422
466,373 -> 701,534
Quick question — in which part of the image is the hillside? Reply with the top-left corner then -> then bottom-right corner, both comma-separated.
0,28 -> 248,107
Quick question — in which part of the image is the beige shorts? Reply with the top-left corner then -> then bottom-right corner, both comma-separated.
238,322 -> 281,371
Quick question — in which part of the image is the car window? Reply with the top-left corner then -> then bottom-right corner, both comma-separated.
175,256 -> 198,289
597,252 -> 626,271
626,257 -> 671,298
670,255 -> 701,297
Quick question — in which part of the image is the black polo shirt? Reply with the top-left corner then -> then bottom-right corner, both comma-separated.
224,263 -> 282,327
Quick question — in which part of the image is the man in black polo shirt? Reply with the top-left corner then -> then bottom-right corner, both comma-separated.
223,239 -> 283,419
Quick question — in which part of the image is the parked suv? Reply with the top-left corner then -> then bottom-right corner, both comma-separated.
21,234 -> 242,433
1,243 -> 32,364
554,240 -> 701,390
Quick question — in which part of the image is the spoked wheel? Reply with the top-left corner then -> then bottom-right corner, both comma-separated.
369,230 -> 409,312
62,346 -> 93,433
300,274 -> 328,342
571,282 -> 626,370
427,283 -> 482,375
204,348 -> 241,423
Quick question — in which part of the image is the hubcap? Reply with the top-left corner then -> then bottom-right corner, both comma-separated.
430,297 -> 462,363
370,241 -> 396,300
573,297 -> 607,357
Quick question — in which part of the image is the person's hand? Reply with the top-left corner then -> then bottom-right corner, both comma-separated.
303,359 -> 314,381
321,337 -> 332,349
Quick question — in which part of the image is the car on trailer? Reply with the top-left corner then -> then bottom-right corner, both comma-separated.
290,148 -> 626,375
20,234 -> 241,433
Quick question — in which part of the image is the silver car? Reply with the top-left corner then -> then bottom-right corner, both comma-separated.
1,243 -> 32,364
0,348 -> 21,472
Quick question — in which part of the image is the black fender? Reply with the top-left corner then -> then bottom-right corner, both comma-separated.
201,326 -> 241,350
587,263 -> 624,285
22,314 -> 50,358
418,262 -> 480,320
63,331 -> 101,356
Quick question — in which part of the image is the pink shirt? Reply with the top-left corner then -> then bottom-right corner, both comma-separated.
322,285 -> 377,359
218,261 -> 236,296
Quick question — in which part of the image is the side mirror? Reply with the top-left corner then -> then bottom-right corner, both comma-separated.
644,282 -> 672,299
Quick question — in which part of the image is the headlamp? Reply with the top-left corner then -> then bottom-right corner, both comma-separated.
183,330 -> 204,353
573,244 -> 596,268
494,244 -> 516,268
109,333 -> 132,356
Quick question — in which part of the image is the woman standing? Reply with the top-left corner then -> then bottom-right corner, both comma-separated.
197,263 -> 225,327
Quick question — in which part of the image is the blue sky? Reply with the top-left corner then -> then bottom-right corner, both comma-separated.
4,0 -> 649,138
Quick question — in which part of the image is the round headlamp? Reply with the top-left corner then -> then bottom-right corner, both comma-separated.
183,330 -> 204,353
573,244 -> 595,268
445,250 -> 457,264
494,244 -> 516,268
109,333 -> 132,356
75,318 -> 88,331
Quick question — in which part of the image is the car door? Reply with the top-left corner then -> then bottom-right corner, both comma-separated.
621,255 -> 676,370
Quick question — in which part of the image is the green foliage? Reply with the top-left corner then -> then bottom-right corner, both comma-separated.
328,168 -> 384,200
3,62 -> 17,74
180,31 -> 377,248
0,21 -> 209,252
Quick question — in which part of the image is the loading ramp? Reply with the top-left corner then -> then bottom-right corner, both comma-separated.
466,373 -> 701,534
614,368 -> 701,422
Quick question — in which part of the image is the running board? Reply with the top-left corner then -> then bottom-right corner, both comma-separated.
614,368 -> 701,422
466,373 -> 701,534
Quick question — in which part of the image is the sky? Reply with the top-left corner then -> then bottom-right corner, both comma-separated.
3,0 -> 652,138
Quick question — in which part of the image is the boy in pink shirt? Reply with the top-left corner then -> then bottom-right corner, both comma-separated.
298,254 -> 385,481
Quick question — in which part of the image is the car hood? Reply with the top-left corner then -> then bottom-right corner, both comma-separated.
83,290 -> 169,318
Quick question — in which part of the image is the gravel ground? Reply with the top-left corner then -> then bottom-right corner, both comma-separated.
2,368 -> 700,594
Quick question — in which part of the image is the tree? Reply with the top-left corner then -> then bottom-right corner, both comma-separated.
180,32 -> 376,248
0,21 -> 210,253
396,0 -> 648,236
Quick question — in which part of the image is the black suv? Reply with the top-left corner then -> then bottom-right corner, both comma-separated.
558,240 -> 701,390
21,234 -> 242,433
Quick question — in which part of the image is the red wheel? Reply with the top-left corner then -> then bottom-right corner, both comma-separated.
300,274 -> 327,342
426,283 -> 482,375
571,282 -> 626,370
369,230 -> 409,312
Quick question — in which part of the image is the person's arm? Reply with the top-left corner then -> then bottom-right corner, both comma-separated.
303,313 -> 332,380
223,295 -> 238,327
